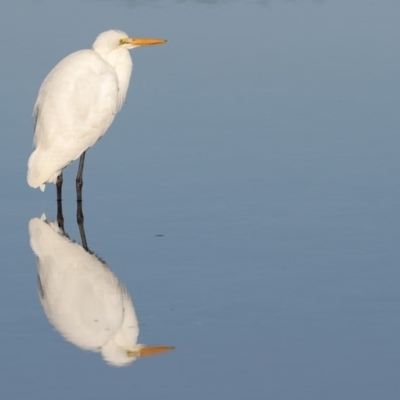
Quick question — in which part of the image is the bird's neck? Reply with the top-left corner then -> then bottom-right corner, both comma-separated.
102,49 -> 133,108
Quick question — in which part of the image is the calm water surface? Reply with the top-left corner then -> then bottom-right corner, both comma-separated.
0,0 -> 400,399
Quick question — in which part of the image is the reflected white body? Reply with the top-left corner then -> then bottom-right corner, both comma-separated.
29,215 -> 140,366
27,30 -> 138,191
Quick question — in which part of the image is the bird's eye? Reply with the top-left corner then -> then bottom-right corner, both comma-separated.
119,39 -> 125,45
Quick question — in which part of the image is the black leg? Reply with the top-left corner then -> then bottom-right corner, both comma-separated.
76,151 -> 86,203
77,200 -> 88,251
56,172 -> 63,202
56,173 -> 64,232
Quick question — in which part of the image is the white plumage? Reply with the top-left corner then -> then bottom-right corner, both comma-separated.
27,30 -> 167,192
29,215 -> 174,366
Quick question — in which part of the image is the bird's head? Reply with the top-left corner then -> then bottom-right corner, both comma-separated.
93,29 -> 167,53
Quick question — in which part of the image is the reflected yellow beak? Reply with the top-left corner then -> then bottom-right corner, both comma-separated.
133,345 -> 175,357
123,37 -> 168,46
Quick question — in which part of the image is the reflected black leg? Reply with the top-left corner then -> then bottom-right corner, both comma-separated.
57,199 -> 64,233
77,200 -> 88,251
76,152 -> 86,203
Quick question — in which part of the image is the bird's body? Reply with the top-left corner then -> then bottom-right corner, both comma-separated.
28,49 -> 125,189
29,215 -> 173,366
27,30 -> 166,193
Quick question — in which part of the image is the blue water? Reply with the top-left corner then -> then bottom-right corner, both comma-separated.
0,0 -> 400,399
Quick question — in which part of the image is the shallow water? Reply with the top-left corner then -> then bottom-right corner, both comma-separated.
1,0 -> 400,399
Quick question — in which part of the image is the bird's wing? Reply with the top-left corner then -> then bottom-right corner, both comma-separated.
33,50 -> 120,161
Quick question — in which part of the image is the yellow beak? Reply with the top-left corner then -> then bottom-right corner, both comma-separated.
123,37 -> 168,46
139,345 -> 175,357
127,345 -> 175,358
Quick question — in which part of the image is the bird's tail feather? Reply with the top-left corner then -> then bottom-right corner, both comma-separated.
27,149 -> 61,190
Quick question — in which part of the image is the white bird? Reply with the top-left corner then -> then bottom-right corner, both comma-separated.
27,30 -> 167,200
29,215 -> 174,367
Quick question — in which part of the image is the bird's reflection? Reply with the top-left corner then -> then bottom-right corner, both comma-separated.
28,210 -> 174,367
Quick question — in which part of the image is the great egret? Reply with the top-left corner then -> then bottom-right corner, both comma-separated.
29,214 -> 174,366
27,30 -> 167,201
